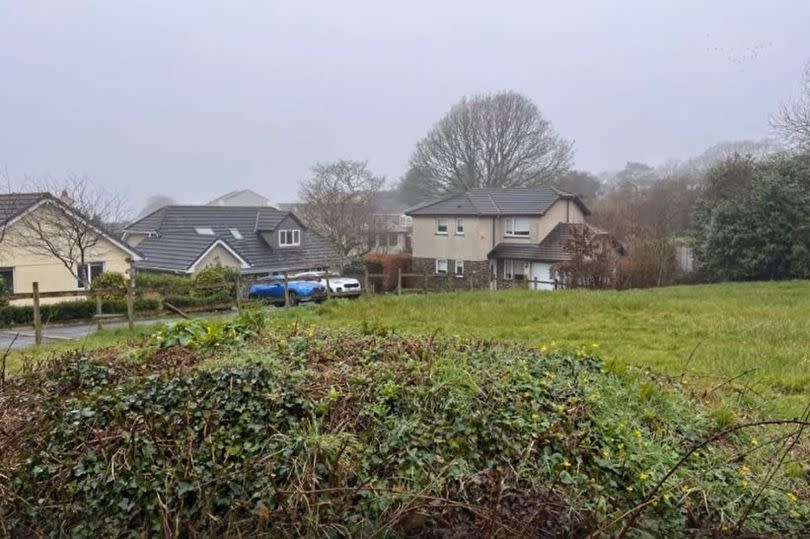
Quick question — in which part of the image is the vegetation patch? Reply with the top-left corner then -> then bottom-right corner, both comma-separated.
1,321 -> 807,537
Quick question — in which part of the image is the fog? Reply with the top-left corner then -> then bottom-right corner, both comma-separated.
1,0 -> 808,209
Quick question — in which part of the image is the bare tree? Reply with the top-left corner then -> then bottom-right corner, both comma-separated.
11,177 -> 128,288
298,160 -> 384,259
405,91 -> 573,195
772,61 -> 810,153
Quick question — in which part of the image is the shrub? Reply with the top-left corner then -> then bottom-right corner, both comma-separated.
134,272 -> 192,295
192,265 -> 237,298
90,271 -> 127,299
363,253 -> 411,291
0,298 -> 162,327
163,290 -> 233,309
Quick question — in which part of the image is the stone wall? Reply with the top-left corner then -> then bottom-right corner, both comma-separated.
410,257 -> 491,290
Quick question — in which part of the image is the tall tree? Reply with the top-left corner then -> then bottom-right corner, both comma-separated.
552,170 -> 602,202
692,154 -> 810,281
405,91 -> 573,196
298,160 -> 384,259
11,177 -> 128,288
773,61 -> 810,153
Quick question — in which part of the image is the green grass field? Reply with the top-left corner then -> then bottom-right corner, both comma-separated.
279,280 -> 810,417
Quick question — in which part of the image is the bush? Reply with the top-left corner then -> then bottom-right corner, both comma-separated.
90,272 -> 127,299
135,272 -> 192,295
192,265 -> 237,298
163,290 -> 233,309
0,298 -> 162,327
363,253 -> 411,291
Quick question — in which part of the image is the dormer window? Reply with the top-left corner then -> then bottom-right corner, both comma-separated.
195,227 -> 215,236
279,229 -> 301,247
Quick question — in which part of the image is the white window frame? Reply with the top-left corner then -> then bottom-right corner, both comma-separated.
278,229 -> 301,247
0,266 -> 15,294
435,258 -> 448,274
435,218 -> 448,234
77,261 -> 105,289
455,217 -> 464,235
505,217 -> 530,237
503,259 -> 527,280
454,259 -> 464,276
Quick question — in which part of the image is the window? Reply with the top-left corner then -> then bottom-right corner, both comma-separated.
279,229 -> 301,247
435,258 -> 448,274
505,217 -> 530,237
230,228 -> 243,240
0,267 -> 14,294
454,259 -> 464,276
455,218 -> 464,235
435,218 -> 448,234
194,227 -> 215,236
388,233 -> 398,247
503,259 -> 527,280
77,262 -> 104,289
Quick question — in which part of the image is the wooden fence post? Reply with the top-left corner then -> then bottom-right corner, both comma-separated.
422,271 -> 428,294
397,268 -> 402,296
324,271 -> 331,299
32,282 -> 42,345
126,281 -> 135,331
283,272 -> 290,308
95,291 -> 103,330
235,273 -> 243,313
363,268 -> 370,295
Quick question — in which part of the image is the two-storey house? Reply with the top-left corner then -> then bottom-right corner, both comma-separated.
406,186 -> 602,290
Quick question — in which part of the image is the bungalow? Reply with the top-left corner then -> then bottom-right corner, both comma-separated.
0,192 -> 140,299
406,186 -> 616,290
122,205 -> 338,276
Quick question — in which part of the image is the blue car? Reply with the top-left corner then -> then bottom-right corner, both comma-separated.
247,275 -> 326,306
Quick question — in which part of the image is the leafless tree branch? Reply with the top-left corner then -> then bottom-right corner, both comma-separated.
10,176 -> 127,288
298,160 -> 384,260
772,61 -> 810,153
406,91 -> 573,196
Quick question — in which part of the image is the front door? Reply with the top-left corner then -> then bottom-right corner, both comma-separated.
530,262 -> 554,290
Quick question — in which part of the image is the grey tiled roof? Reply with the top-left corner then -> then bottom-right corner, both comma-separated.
125,205 -> 338,273
0,192 -> 48,226
488,223 -> 607,262
406,186 -> 590,216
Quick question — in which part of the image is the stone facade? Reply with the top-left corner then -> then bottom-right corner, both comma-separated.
410,257 -> 491,290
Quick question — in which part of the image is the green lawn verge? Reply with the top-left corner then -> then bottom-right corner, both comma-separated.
276,281 -> 810,417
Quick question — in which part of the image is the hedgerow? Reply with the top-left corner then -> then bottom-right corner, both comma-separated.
0,325 -> 807,537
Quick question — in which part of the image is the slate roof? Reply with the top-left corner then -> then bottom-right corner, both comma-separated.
0,192 -> 49,226
488,223 -> 609,262
406,186 -> 590,217
125,205 -> 338,273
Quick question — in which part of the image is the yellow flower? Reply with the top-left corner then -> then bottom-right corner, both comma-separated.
617,443 -> 625,450
601,449 -> 610,458
632,430 -> 642,438
740,464 -> 751,476
540,345 -> 548,353
531,413 -> 540,421
639,472 -> 649,481
790,510 -> 801,519
741,480 -> 749,488
626,486 -> 634,492
751,438 -> 759,446
592,343 -> 599,349
786,492 -> 798,503
662,492 -> 672,502
561,459 -> 572,468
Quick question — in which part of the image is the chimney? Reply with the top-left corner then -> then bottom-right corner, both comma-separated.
60,190 -> 73,206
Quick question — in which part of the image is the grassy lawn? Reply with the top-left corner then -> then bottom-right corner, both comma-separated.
278,280 -> 810,417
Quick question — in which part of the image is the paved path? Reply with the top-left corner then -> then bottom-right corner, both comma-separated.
0,318 -> 165,351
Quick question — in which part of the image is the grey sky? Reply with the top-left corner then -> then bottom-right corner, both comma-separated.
1,1 -> 809,210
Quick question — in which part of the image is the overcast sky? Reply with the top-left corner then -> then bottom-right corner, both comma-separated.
1,0 -> 809,210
